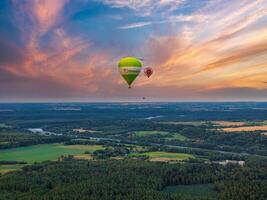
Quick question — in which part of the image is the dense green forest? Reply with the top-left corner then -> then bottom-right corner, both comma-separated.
1,103 -> 267,199
0,157 -> 266,200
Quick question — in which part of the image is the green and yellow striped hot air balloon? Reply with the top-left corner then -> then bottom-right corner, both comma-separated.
118,57 -> 142,88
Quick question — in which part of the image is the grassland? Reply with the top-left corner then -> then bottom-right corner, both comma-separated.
222,125 -> 267,132
133,131 -> 188,141
0,143 -> 103,163
158,121 -> 206,126
211,121 -> 247,127
131,151 -> 195,162
0,143 -> 104,173
134,131 -> 169,137
0,164 -> 24,174
73,128 -> 101,134
73,154 -> 92,160
0,123 -> 9,128
163,184 -> 217,199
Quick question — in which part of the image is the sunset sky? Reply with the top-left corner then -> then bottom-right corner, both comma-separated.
0,0 -> 267,102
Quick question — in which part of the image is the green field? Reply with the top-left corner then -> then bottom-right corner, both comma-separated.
158,121 -> 206,126
131,151 -> 194,161
133,131 -> 188,141
166,133 -> 188,141
0,164 -> 23,174
0,143 -> 103,164
0,123 -> 9,128
134,131 -> 169,137
163,184 -> 217,199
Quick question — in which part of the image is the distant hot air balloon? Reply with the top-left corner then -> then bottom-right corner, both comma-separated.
118,57 -> 142,88
144,67 -> 153,78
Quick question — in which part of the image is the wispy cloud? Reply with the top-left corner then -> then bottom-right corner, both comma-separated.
99,0 -> 185,16
138,0 -> 267,97
119,14 -> 206,29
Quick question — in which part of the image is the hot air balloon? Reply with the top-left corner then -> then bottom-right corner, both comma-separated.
118,57 -> 142,88
144,67 -> 153,78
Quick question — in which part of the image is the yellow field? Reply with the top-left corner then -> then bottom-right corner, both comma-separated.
60,145 -> 103,151
131,151 -> 195,162
212,121 -> 246,127
222,125 -> 267,132
73,154 -> 92,160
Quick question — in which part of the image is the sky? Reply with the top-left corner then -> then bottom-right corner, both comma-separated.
0,0 -> 267,102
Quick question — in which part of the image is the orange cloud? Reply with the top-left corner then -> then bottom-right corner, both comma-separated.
138,0 -> 267,97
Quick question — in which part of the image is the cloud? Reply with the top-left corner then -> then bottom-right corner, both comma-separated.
100,0 -> 184,10
99,0 -> 184,15
0,39 -> 25,66
137,0 -> 267,97
119,21 -> 154,29
118,14 -> 206,29
0,0 -> 116,100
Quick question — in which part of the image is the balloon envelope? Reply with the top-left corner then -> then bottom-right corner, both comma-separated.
144,67 -> 153,78
118,57 -> 142,88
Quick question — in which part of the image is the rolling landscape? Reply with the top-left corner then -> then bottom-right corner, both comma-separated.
0,103 -> 266,199
1,0 -> 267,199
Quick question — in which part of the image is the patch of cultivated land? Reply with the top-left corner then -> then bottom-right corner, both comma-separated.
73,128 -> 101,133
158,121 -> 206,126
222,125 -> 267,132
134,131 -> 169,137
132,151 -> 195,162
0,164 -> 24,174
163,184 -> 217,199
73,154 -> 92,160
0,123 -> 9,128
134,131 -> 188,141
0,144 -> 104,173
167,134 -> 187,141
211,121 -> 247,127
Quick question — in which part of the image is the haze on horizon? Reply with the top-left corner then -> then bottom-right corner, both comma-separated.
0,0 -> 267,102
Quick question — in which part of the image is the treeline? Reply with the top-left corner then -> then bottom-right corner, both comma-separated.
0,130 -> 70,149
0,156 -> 266,200
0,161 -> 27,165
122,123 -> 267,156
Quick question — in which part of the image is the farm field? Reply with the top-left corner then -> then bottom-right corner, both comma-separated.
131,151 -> 195,162
0,164 -> 24,174
167,134 -> 188,141
73,128 -> 101,133
134,130 -> 169,137
222,125 -> 267,132
211,121 -> 247,127
0,123 -> 9,128
134,131 -> 188,141
158,121 -> 206,126
163,184 -> 217,199
0,143 -> 103,163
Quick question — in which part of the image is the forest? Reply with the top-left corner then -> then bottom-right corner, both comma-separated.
0,156 -> 266,200
0,103 -> 267,200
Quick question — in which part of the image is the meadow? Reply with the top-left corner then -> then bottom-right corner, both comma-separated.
0,143 -> 103,173
131,151 -> 195,162
158,121 -> 206,126
0,143 -> 103,163
133,131 -> 188,141
0,123 -> 9,128
222,125 -> 267,132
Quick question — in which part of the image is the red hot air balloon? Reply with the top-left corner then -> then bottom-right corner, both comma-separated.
144,67 -> 153,78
